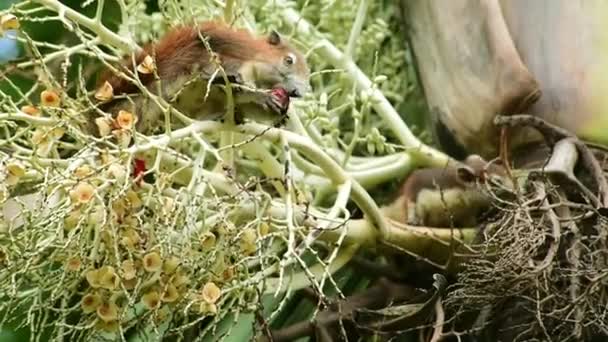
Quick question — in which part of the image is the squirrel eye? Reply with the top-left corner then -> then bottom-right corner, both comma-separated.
284,54 -> 295,66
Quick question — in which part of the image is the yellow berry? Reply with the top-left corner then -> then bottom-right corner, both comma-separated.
1,14 -> 20,30
200,232 -> 216,251
143,251 -> 162,272
66,257 -> 81,272
96,320 -> 119,332
201,282 -> 221,304
239,228 -> 257,255
20,105 -> 40,116
124,228 -> 141,243
161,284 -> 179,303
107,163 -> 126,183
121,260 -> 137,281
5,162 -> 25,186
197,302 -> 217,315
241,228 -> 256,243
50,127 -> 65,139
123,278 -> 137,290
99,266 -> 119,290
162,256 -> 180,275
86,269 -> 102,288
122,215 -> 137,227
30,129 -> 46,145
94,81 -> 114,102
136,55 -> 156,74
64,209 -> 81,231
207,303 -> 218,315
96,302 -> 119,322
258,222 -> 270,236
171,272 -> 190,289
116,110 -> 137,130
81,293 -> 102,313
99,151 -> 115,165
222,266 -> 235,281
120,230 -> 140,250
125,190 -> 142,209
70,182 -> 95,204
73,165 -> 93,179
142,290 -> 161,310
40,89 -> 61,107
112,198 -> 128,221
95,117 -> 112,137
112,129 -> 132,148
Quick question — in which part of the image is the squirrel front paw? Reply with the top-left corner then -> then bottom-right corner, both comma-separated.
265,87 -> 290,115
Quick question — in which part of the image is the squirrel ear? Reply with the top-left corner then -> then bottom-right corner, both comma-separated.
456,166 -> 477,183
268,30 -> 281,45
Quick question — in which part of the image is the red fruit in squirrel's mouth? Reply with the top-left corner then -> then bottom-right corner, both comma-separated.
272,87 -> 289,101
270,87 -> 290,114
272,87 -> 288,97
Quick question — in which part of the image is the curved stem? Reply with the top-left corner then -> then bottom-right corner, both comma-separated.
126,120 -> 391,239
263,243 -> 359,294
235,122 -> 391,239
0,113 -> 58,126
32,0 -> 138,53
280,6 -> 451,167
345,0 -> 370,58
240,140 -> 286,195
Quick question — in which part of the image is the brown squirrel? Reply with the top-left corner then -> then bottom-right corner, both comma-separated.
382,155 -> 509,227
92,20 -> 311,134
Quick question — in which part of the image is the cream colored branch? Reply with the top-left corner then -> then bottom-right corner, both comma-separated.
125,120 -> 390,238
235,122 -> 390,239
345,0 -> 370,58
0,113 -> 57,125
280,7 -> 452,168
14,38 -> 119,69
240,141 -> 286,195
32,0 -> 139,53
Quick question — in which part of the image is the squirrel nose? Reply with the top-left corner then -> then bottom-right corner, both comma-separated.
288,89 -> 301,98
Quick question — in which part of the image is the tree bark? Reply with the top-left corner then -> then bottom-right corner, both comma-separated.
401,0 -> 608,161
401,0 -> 541,160
499,0 -> 608,147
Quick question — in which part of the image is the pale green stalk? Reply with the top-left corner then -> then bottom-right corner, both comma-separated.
280,6 -> 452,167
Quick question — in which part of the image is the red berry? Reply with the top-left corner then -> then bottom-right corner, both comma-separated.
133,158 -> 146,185
272,87 -> 288,98
271,87 -> 290,109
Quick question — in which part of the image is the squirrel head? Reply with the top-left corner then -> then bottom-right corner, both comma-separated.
247,29 -> 311,98
464,154 -> 513,189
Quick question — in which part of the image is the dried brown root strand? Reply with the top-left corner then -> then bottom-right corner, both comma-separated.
494,114 -> 608,208
499,126 -> 517,193
447,168 -> 605,340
